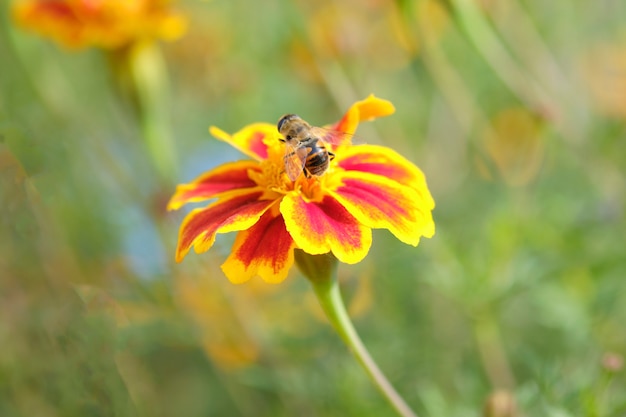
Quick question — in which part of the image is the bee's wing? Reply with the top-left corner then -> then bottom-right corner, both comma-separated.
312,126 -> 355,148
283,145 -> 308,181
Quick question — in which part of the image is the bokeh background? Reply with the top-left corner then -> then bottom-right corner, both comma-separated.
1,0 -> 625,416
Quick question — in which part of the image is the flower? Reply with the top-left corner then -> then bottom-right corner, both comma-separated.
168,95 -> 435,284
12,0 -> 186,49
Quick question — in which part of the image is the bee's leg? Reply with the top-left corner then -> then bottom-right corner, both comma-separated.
328,151 -> 336,160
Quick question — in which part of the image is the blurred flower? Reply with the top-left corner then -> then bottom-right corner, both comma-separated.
411,0 -> 451,48
175,272 -> 260,369
483,390 -> 517,417
12,0 -> 187,49
302,1 -> 417,71
12,0 -> 187,183
478,107 -> 545,186
168,95 -> 435,284
584,44 -> 626,119
602,352 -> 623,373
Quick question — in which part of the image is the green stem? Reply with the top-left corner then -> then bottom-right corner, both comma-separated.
112,42 -> 178,184
310,273 -> 419,417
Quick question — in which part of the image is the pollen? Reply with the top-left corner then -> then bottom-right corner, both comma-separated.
296,176 -> 325,203
249,158 -> 294,195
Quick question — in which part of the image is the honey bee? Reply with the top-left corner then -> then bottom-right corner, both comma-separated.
277,114 -> 339,181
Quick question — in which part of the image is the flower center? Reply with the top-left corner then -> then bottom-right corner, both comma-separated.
249,157 -> 294,195
295,176 -> 325,202
248,149 -> 330,203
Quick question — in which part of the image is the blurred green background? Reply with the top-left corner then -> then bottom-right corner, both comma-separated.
1,0 -> 625,416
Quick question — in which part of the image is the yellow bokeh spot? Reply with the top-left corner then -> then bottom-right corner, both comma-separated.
480,107 -> 545,186
584,43 -> 626,119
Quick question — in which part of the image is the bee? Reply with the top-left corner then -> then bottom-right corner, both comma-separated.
277,114 -> 339,181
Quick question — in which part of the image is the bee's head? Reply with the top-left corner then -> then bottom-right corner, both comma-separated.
277,114 -> 300,137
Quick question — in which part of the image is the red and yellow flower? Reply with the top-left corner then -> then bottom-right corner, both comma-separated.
12,0 -> 186,49
168,95 -> 435,284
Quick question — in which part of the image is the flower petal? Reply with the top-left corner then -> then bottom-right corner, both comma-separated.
329,171 -> 435,246
13,0 -> 186,49
175,191 -> 275,262
330,94 -> 396,136
221,211 -> 296,284
167,161 -> 261,211
281,193 -> 371,264
13,1 -> 80,48
335,144 -> 435,208
210,123 -> 278,161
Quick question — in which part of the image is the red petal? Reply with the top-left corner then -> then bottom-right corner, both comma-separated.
222,211 -> 296,284
175,192 -> 275,262
168,161 -> 261,210
281,193 -> 371,264
335,144 -> 434,206
330,172 -> 435,245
